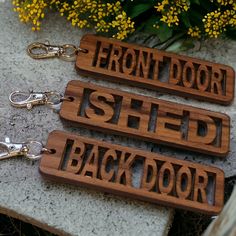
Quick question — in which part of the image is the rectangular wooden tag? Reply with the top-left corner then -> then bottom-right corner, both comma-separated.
40,130 -> 225,215
60,81 -> 230,157
76,34 -> 235,105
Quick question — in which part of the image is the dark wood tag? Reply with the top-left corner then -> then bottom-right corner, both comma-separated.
40,130 -> 224,215
76,34 -> 235,105
60,81 -> 230,157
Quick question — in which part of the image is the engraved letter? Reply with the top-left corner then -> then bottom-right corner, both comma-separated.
158,162 -> 175,195
193,169 -> 208,203
211,68 -> 224,95
188,112 -> 217,145
169,58 -> 182,85
118,97 -> 151,132
100,149 -> 117,181
156,105 -> 183,141
108,45 -> 122,72
182,61 -> 196,88
152,53 -> 163,81
122,48 -> 136,75
96,41 -> 110,69
85,91 -> 115,122
176,166 -> 192,199
196,65 -> 210,91
80,145 -> 99,178
66,141 -> 85,174
141,158 -> 157,191
116,152 -> 135,186
136,50 -> 151,79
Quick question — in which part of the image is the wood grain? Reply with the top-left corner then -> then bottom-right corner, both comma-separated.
40,130 -> 225,215
76,34 -> 235,105
60,80 -> 230,157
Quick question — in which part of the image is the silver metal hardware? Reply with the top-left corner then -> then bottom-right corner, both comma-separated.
27,41 -> 86,61
0,137 -> 44,161
9,91 -> 64,110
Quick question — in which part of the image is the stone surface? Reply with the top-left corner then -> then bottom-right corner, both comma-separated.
0,1 -> 173,235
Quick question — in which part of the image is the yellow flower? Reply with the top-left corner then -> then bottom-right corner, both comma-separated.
53,0 -> 134,40
12,0 -> 134,39
203,8 -> 236,38
12,0 -> 47,31
215,0 -> 234,6
155,0 -> 190,27
187,26 -> 201,38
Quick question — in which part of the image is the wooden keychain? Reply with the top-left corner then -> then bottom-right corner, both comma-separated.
0,130 -> 225,215
9,80 -> 230,157
27,34 -> 235,105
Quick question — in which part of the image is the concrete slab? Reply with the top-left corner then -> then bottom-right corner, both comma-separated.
0,1 -> 173,235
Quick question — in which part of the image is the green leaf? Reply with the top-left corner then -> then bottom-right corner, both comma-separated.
181,12 -> 191,28
191,0 -> 200,5
166,39 -> 195,52
142,16 -> 160,33
156,23 -> 174,42
199,0 -> 214,11
138,16 -> 173,42
226,28 -> 236,40
188,9 -> 204,25
125,3 -> 155,19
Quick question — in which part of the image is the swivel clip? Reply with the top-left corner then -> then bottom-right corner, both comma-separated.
9,91 -> 64,110
27,41 -> 86,61
0,137 -> 44,161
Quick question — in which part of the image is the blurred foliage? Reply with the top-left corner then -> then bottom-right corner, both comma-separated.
168,175 -> 236,236
0,213 -> 55,236
12,0 -> 236,50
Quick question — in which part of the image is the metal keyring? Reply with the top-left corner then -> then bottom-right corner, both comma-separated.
27,41 -> 88,61
24,140 -> 45,160
60,44 -> 79,61
41,147 -> 54,154
45,91 -> 64,106
0,137 -> 55,161
9,90 -> 71,110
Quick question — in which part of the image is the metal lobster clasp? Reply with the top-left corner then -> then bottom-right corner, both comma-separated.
0,137 -> 44,161
9,91 -> 64,110
27,41 -> 80,61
